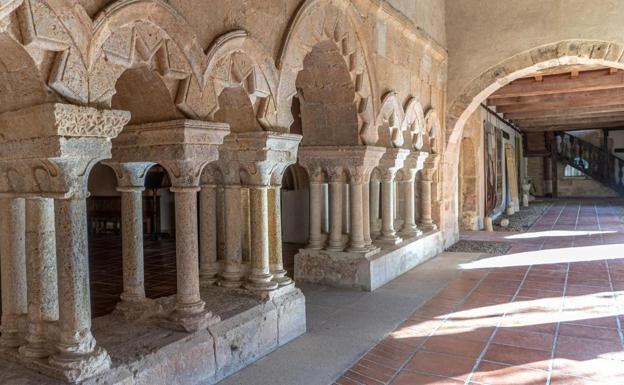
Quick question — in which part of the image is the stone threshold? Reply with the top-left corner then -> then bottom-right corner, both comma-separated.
0,285 -> 306,385
294,230 -> 443,291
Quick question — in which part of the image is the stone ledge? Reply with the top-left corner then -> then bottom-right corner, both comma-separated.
294,230 -> 444,291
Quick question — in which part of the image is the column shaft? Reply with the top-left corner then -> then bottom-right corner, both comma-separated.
20,198 -> 58,358
220,185 -> 243,287
420,178 -> 436,231
369,180 -> 380,238
326,182 -> 344,251
348,183 -> 366,251
400,179 -> 419,237
307,182 -> 324,249
0,198 -> 27,347
199,185 -> 219,285
246,187 -> 277,292
379,179 -> 401,243
268,186 -> 291,286
172,188 -> 204,315
362,181 -> 373,249
119,188 -> 146,302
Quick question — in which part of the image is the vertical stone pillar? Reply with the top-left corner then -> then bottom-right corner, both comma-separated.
268,186 -> 291,286
220,184 -> 243,287
327,177 -> 344,251
168,187 -> 206,330
199,184 -> 219,286
378,172 -> 402,244
420,171 -> 437,231
369,179 -> 380,238
362,180 -> 374,249
118,187 -> 146,303
246,186 -> 278,292
399,175 -> 420,237
50,196 -> 110,376
307,178 -> 324,250
342,183 -> 350,235
20,198 -> 58,358
348,180 -> 366,252
0,197 -> 27,348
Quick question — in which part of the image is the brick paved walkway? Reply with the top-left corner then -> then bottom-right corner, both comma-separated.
335,200 -> 624,385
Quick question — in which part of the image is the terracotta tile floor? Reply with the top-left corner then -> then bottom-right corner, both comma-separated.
335,200 -> 624,385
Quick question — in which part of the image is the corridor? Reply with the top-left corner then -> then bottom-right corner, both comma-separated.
336,200 -> 624,385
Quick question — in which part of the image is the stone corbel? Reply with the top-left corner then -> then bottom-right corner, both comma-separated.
401,150 -> 429,182
377,148 -> 410,182
422,153 -> 441,181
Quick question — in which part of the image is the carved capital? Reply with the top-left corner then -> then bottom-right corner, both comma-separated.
103,161 -> 156,188
326,166 -> 346,183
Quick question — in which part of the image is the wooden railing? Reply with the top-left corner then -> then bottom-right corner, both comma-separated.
555,132 -> 624,196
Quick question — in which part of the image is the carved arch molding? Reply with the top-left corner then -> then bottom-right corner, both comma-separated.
0,0 -> 381,139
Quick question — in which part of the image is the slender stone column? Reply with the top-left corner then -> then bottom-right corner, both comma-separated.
118,187 -> 146,303
246,186 -> 278,292
378,173 -> 402,244
307,181 -> 324,249
369,179 -> 380,238
326,180 -> 344,251
0,197 -> 27,348
420,173 -> 437,231
199,184 -> 219,286
169,187 -> 205,324
268,186 -> 291,286
362,180 -> 374,249
348,181 -> 366,252
20,198 -> 58,358
220,184 -> 243,287
342,183 -> 350,235
50,197 -> 110,375
400,176 -> 421,237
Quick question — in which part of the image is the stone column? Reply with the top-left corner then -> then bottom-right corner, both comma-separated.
0,197 -> 27,348
342,183 -> 350,235
20,198 -> 58,358
420,169 -> 437,231
307,179 -> 324,250
220,184 -> 243,287
50,196 -> 110,376
347,168 -> 367,252
362,180 -> 373,249
327,177 -> 344,251
268,186 -> 291,286
246,186 -> 278,292
378,171 -> 402,244
168,187 -> 207,330
400,174 -> 421,237
369,179 -> 380,238
118,187 -> 147,303
199,184 -> 219,286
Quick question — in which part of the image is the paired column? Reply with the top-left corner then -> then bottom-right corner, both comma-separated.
220,184 -> 243,287
0,197 -> 27,348
246,186 -> 277,292
307,179 -> 325,250
50,196 -> 110,374
362,179 -> 375,250
399,173 -> 421,237
268,186 -> 292,286
168,187 -> 208,330
20,198 -> 58,358
118,187 -> 147,304
369,179 -> 381,238
199,184 -> 219,286
348,169 -> 367,252
326,174 -> 344,251
420,168 -> 437,231
377,171 -> 402,244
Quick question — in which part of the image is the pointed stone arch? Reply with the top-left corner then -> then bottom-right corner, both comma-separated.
88,0 -> 209,118
276,0 -> 377,143
424,109 -> 441,155
375,92 -> 404,148
204,30 -> 279,130
403,98 -> 426,151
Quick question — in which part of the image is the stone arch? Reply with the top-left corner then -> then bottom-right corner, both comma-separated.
424,109 -> 441,154
205,30 -> 279,130
376,92 -> 404,148
88,0 -> 208,118
276,0 -> 377,142
446,40 -> 624,149
403,98 -> 426,151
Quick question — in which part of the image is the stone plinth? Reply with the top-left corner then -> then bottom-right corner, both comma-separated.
295,230 -> 443,291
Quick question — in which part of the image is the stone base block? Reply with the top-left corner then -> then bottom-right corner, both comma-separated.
294,230 -> 444,291
0,286 -> 306,385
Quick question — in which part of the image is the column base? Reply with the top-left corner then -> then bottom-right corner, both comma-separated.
246,273 -> 279,293
271,269 -> 293,287
376,233 -> 403,245
19,336 -> 50,359
0,331 -> 23,349
399,226 -> 423,238
420,223 -> 437,231
200,264 -> 220,287
347,243 -> 369,253
162,307 -> 220,333
306,239 -> 325,250
48,346 -> 111,383
114,298 -> 163,320
219,269 -> 243,288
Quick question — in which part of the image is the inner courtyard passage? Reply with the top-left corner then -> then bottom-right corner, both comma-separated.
335,200 -> 624,385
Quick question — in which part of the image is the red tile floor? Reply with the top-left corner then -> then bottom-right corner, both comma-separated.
335,200 -> 624,385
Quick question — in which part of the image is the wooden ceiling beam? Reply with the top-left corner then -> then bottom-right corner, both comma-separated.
489,86 -> 624,107
495,90 -> 624,114
514,115 -> 624,128
489,68 -> 624,99
503,104 -> 624,120
522,122 -> 624,132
